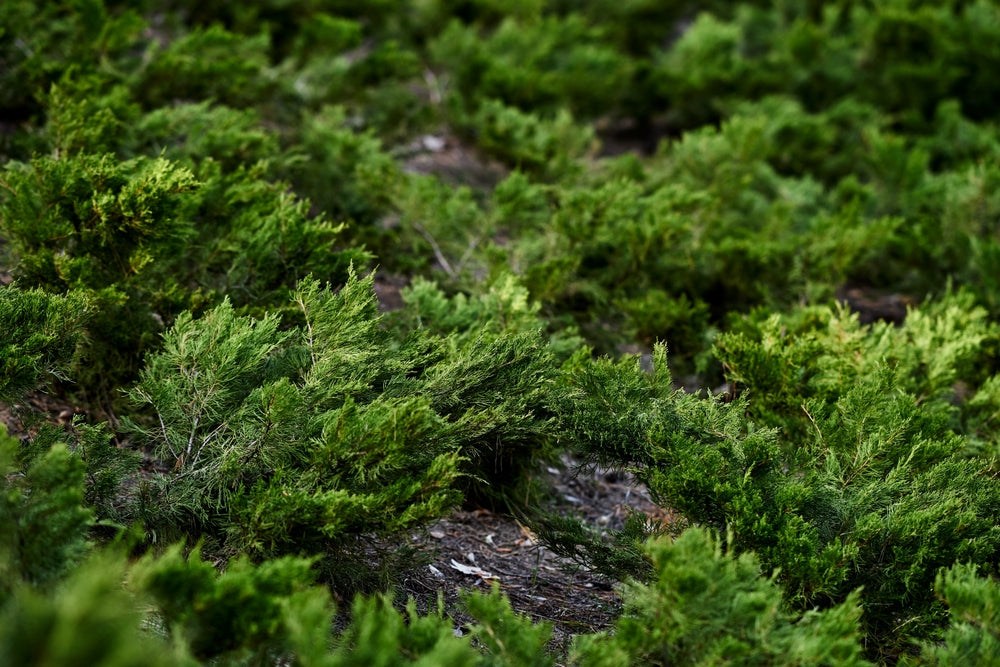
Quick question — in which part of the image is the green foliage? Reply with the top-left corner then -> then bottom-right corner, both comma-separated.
462,100 -> 595,179
571,527 -> 869,666
395,273 -> 582,361
7,1 -> 1000,664
1,91 -> 368,400
71,420 -> 140,523
963,374 -> 1000,469
46,74 -> 140,155
0,425 -> 93,597
126,101 -> 280,172
430,14 -> 631,119
554,342 -> 1000,659
0,0 -> 145,132
189,164 -> 368,306
0,153 -> 196,291
325,595 -> 478,667
136,25 -> 275,110
133,542 -> 319,662
132,542 -> 555,667
650,2 -> 1000,131
462,584 -> 554,667
127,272 -> 554,581
0,285 -> 89,404
2,533 -> 559,667
0,152 -> 198,397
919,564 -> 1000,665
715,289 -> 998,439
288,105 -> 399,230
0,550 -> 181,667
386,173 -> 490,276
487,109 -> 903,364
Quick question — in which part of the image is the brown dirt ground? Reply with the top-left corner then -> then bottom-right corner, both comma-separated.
398,460 -> 676,653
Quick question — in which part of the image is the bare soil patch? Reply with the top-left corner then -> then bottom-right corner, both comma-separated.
400,459 -> 676,653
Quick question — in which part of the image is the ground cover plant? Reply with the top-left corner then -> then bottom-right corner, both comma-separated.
5,0 -> 1000,664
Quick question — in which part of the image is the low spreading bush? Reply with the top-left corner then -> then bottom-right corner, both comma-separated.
0,285 -> 90,405
555,325 -> 1000,659
571,527 -> 870,666
5,1 -> 1000,664
125,272 -> 555,585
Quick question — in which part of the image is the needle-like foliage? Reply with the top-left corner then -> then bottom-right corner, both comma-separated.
126,271 -> 554,586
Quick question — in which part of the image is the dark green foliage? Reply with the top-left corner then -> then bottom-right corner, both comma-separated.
462,584 -> 554,667
390,275 -> 566,502
0,551 -> 179,667
126,102 -> 280,172
554,341 -> 1000,659
0,0 -> 145,130
431,14 -> 631,119
551,344 -> 677,468
133,543 -> 319,661
918,564 -> 1000,665
0,285 -> 89,404
384,173 -> 490,277
571,527 -> 870,666
0,426 -> 93,596
136,26 -> 275,110
7,1 -> 1000,664
286,105 -> 400,230
650,2 -> 1000,131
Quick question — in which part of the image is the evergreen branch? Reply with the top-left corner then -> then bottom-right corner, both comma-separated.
294,290 -> 318,367
801,403 -> 824,448
191,421 -> 227,467
186,414 -> 199,460
412,221 -> 455,277
160,411 -> 178,461
133,386 -> 179,460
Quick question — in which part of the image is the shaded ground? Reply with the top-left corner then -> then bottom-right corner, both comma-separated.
399,132 -> 509,189
400,459 -> 675,653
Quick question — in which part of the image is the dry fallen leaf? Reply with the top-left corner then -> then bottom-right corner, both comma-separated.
449,559 -> 497,580
516,523 -> 537,548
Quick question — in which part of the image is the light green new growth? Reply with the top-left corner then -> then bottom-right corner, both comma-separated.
572,527 -> 870,666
